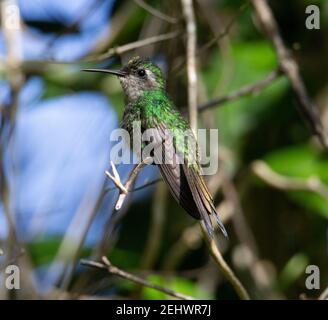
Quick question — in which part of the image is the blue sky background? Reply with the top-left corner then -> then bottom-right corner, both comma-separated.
0,0 -> 157,252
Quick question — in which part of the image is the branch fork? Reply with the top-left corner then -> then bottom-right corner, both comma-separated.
81,256 -> 194,300
105,158 -> 153,211
105,161 -> 128,195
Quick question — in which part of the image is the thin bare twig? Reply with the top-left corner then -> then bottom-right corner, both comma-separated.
220,169 -> 274,295
173,0 -> 248,74
87,1 -> 137,57
131,177 -> 163,192
319,286 -> 328,300
161,200 -> 235,272
106,158 -> 152,210
180,0 -> 250,300
133,0 -> 178,24
81,256 -> 194,300
105,161 -> 128,194
251,0 -> 327,148
181,0 -> 198,134
40,0 -> 103,58
197,1 -> 250,56
74,158 -> 156,292
200,224 -> 250,300
102,159 -> 250,300
0,1 -> 24,298
104,177 -> 163,194
252,160 -> 328,200
0,248 -> 25,272
70,187 -> 135,294
162,223 -> 202,271
86,30 -> 181,62
198,68 -> 281,111
197,0 -> 235,97
221,173 -> 258,256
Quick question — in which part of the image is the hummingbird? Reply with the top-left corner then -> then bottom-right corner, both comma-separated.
83,57 -> 227,238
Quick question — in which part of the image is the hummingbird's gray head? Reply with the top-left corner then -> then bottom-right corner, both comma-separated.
119,57 -> 165,102
82,57 -> 165,103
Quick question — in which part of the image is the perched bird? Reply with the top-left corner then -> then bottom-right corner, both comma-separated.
83,57 -> 227,238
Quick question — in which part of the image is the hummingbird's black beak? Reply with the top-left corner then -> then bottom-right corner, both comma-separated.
81,68 -> 127,77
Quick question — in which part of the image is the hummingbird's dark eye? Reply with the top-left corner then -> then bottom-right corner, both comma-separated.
137,69 -> 146,77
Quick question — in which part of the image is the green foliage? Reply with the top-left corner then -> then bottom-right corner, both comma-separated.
27,238 -> 62,267
202,41 -> 288,154
203,41 -> 277,96
276,253 -> 309,291
262,144 -> 328,219
110,248 -> 140,269
141,275 -> 212,300
27,238 -> 92,267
